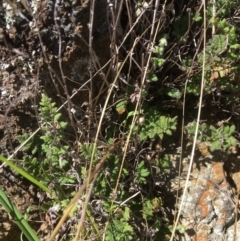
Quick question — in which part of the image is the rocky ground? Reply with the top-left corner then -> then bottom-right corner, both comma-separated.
175,147 -> 240,241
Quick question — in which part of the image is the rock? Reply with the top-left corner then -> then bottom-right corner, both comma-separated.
176,158 -> 237,241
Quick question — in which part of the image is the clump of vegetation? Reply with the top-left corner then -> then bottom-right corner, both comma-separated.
1,0 -> 240,241
186,121 -> 237,152
18,94 -> 69,181
15,94 -> 175,240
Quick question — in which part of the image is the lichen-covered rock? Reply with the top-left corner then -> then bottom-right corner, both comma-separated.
176,158 -> 238,241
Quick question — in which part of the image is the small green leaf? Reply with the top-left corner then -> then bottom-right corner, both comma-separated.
193,12 -> 202,22
223,126 -> 230,134
177,225 -> 186,234
138,161 -> 144,168
147,72 -> 158,82
32,145 -> 38,155
123,207 -> 130,221
54,113 -> 62,121
116,100 -> 127,114
140,169 -> 150,177
210,140 -> 222,151
167,88 -> 181,99
226,136 -> 237,146
230,125 -> 235,133
165,129 -> 172,135
59,121 -> 67,128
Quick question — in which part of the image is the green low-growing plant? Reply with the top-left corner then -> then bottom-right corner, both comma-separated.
185,121 -> 238,151
17,94 -> 70,184
16,94 -> 81,217
179,0 -> 240,99
80,143 -> 98,164
106,209 -> 134,241
152,36 -> 168,68
78,141 -> 171,240
134,160 -> 150,184
138,108 -> 177,141
142,197 -> 162,220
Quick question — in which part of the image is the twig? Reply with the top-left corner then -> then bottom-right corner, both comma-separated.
74,171 -> 98,241
54,0 -> 77,137
87,0 -> 95,141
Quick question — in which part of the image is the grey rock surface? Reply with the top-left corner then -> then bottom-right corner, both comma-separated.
174,155 -> 239,241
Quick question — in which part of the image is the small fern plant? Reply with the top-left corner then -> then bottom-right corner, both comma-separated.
18,94 -> 69,183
